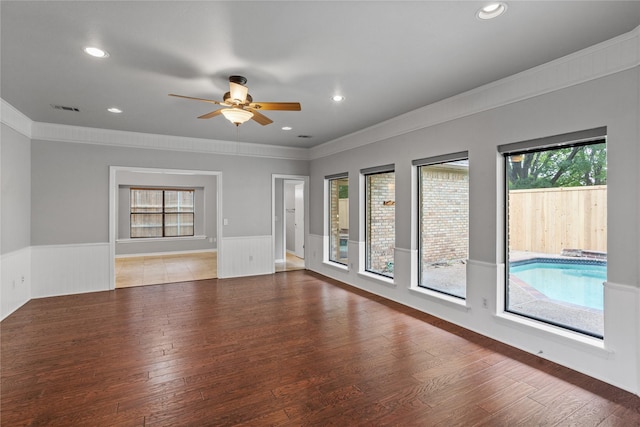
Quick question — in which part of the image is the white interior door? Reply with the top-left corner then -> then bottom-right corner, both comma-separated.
294,183 -> 304,259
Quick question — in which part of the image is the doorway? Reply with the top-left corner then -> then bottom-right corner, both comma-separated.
272,175 -> 308,272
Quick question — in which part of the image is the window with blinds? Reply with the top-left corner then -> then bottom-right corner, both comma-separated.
130,188 -> 194,238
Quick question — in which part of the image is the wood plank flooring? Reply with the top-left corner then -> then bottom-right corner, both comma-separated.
2,271 -> 640,426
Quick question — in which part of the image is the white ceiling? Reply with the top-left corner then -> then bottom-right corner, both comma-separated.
2,1 -> 639,149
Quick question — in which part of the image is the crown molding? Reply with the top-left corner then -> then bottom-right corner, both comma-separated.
30,122 -> 309,161
1,100 -> 308,161
310,25 -> 640,160
1,99 -> 33,138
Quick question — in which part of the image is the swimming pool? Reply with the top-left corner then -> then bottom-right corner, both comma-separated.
509,259 -> 606,310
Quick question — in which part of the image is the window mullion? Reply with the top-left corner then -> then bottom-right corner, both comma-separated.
162,190 -> 166,238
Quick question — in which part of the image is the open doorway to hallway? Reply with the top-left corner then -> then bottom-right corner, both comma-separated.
273,175 -> 308,272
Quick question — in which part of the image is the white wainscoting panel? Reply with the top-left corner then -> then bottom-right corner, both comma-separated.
31,243 -> 110,298
219,236 -> 273,278
466,259 -> 502,314
601,281 -> 640,393
306,234 -> 324,272
1,247 -> 32,320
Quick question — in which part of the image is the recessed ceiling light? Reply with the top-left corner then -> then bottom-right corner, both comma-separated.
282,126 -> 292,131
107,107 -> 122,113
332,95 -> 345,102
83,46 -> 109,58
477,2 -> 507,20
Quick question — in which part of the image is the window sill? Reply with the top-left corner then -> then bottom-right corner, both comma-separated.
358,271 -> 396,288
409,286 -> 470,312
495,311 -> 612,358
117,235 -> 207,243
323,261 -> 349,272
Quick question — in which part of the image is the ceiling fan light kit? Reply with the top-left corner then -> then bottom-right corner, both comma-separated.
221,108 -> 254,126
170,75 -> 301,127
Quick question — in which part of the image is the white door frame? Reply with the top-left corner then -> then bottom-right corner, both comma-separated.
108,166 -> 223,290
271,174 -> 309,272
293,182 -> 305,258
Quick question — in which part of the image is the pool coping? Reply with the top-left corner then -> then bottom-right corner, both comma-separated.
510,257 -> 607,268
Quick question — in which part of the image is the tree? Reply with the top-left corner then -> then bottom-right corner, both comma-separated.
338,184 -> 348,199
507,142 -> 606,189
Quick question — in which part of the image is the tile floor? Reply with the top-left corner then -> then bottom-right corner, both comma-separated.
275,252 -> 305,272
116,251 -> 305,288
115,252 -> 217,288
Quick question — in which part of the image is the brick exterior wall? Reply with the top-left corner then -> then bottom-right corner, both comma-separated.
420,164 -> 468,265
328,167 -> 466,274
366,172 -> 395,275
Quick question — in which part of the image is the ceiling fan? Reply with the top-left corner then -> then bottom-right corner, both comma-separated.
169,75 -> 301,126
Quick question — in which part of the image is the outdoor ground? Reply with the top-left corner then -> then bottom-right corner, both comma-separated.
422,253 -> 604,337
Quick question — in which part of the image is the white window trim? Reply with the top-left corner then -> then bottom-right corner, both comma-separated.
414,152 -> 469,300
409,285 -> 470,311
360,165 -> 396,279
325,173 -> 349,267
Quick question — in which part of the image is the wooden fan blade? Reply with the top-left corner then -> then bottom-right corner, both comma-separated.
229,82 -> 249,104
247,109 -> 273,126
169,94 -> 223,105
198,109 -> 223,119
248,102 -> 301,111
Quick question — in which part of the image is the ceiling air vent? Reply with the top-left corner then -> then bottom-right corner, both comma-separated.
297,135 -> 312,139
51,104 -> 80,112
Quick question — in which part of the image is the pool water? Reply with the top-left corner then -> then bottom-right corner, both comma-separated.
509,261 -> 606,310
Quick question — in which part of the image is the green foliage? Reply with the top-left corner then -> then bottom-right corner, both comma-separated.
507,142 -> 606,189
338,184 -> 348,199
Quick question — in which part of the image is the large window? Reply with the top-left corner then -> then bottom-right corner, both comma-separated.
130,188 -> 194,238
502,128 -> 607,338
363,166 -> 395,278
328,174 -> 349,265
416,153 -> 468,299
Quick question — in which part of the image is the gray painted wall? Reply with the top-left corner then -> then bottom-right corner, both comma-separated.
1,124 -> 30,255
30,141 -> 309,246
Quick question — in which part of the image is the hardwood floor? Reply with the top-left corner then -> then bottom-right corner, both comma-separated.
116,252 -> 217,288
2,271 -> 639,426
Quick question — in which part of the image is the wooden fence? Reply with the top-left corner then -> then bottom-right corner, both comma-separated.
508,185 -> 606,254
